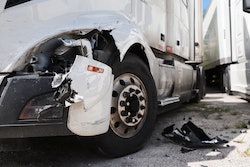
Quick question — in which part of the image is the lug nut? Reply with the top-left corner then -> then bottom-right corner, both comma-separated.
140,105 -> 146,110
135,89 -> 141,94
123,92 -> 130,98
137,114 -> 142,118
112,91 -> 118,97
119,79 -> 126,86
121,110 -> 128,116
111,107 -> 116,114
129,88 -> 135,93
139,96 -> 145,101
114,122 -> 120,128
125,117 -> 132,123
120,101 -> 126,107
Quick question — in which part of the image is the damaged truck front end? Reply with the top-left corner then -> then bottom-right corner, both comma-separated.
0,5 -> 159,156
0,30 -> 116,137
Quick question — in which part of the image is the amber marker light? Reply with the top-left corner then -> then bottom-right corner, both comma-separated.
166,46 -> 173,53
87,65 -> 104,73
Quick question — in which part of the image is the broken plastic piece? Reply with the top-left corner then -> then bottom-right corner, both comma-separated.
162,121 -> 228,148
60,38 -> 93,58
51,73 -> 69,88
180,147 -> 196,153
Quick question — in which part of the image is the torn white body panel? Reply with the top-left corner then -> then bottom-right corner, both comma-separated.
66,56 -> 113,136
0,1 -> 5,14
60,38 -> 93,59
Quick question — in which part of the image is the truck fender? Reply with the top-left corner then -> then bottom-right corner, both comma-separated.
67,56 -> 113,136
75,12 -> 159,80
52,54 -> 113,136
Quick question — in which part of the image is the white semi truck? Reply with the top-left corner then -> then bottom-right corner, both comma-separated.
0,0 -> 203,157
203,0 -> 250,100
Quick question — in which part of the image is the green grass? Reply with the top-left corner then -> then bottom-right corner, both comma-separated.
234,138 -> 245,143
230,111 -> 239,115
244,146 -> 250,157
223,124 -> 230,130
196,105 -> 231,119
231,130 -> 237,134
235,121 -> 248,129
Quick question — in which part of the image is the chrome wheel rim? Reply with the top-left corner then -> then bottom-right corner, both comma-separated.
110,73 -> 147,138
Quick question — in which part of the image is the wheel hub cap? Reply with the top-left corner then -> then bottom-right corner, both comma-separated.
118,85 -> 144,126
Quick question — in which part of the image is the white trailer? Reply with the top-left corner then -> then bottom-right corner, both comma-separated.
0,0 -> 203,157
203,0 -> 250,100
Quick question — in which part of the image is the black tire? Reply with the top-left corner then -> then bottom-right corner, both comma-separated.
95,53 -> 157,157
200,66 -> 206,98
223,67 -> 232,95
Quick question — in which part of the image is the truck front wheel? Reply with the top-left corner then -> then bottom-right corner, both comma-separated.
95,53 -> 157,157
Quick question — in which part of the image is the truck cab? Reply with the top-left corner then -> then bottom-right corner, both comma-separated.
0,0 -> 204,157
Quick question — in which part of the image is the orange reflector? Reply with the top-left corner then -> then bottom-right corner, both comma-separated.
87,65 -> 104,73
166,46 -> 173,53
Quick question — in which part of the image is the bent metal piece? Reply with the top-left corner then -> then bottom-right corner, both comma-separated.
162,121 -> 228,148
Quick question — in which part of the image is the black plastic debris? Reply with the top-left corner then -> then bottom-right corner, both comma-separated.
240,129 -> 247,133
180,147 -> 196,153
162,121 -> 228,148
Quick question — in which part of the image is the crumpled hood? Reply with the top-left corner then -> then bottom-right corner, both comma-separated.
0,10 -> 140,73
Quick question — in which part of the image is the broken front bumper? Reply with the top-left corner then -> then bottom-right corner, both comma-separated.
0,56 -> 113,138
65,56 -> 113,136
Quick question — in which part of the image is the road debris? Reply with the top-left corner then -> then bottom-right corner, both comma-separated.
162,121 -> 228,148
180,147 -> 196,153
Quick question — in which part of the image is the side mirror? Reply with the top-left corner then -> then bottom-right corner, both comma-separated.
243,0 -> 250,13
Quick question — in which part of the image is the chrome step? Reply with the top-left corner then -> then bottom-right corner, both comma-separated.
158,97 -> 180,106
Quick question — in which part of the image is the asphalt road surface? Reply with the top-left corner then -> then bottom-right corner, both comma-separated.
1,91 -> 250,167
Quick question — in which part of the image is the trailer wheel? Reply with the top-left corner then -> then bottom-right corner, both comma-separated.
193,66 -> 206,103
95,53 -> 157,157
